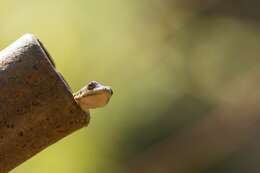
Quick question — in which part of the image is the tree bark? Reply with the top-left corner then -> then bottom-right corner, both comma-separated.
0,34 -> 89,173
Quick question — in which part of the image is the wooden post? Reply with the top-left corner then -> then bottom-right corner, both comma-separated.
0,34 -> 90,173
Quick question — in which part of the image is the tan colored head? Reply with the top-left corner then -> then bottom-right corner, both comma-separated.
73,81 -> 113,112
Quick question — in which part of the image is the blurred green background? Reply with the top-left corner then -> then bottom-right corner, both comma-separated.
1,0 -> 260,173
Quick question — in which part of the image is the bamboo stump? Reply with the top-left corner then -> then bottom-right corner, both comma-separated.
0,34 -> 90,173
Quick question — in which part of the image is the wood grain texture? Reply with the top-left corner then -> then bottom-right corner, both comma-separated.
0,34 -> 90,173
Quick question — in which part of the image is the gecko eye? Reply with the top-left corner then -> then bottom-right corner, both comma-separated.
87,81 -> 98,90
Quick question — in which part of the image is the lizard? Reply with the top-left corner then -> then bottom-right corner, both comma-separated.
73,81 -> 113,112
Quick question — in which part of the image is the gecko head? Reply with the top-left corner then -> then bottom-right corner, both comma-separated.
75,81 -> 113,111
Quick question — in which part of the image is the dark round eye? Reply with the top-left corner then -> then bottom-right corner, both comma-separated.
87,81 -> 97,90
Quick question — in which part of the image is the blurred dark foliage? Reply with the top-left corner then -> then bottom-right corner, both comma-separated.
119,1 -> 260,173
120,94 -> 214,160
171,0 -> 260,22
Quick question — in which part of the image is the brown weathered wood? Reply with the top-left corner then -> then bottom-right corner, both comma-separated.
0,34 -> 90,173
